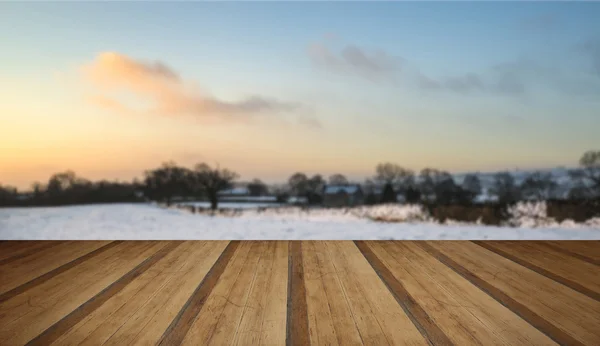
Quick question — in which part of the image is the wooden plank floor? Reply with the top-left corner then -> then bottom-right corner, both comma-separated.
0,241 -> 598,345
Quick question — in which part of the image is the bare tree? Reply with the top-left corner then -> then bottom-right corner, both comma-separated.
143,162 -> 191,205
520,172 -> 558,201
572,150 -> 600,197
490,172 -> 521,204
192,163 -> 239,210
247,179 -> 268,196
462,174 -> 482,202
288,173 -> 309,196
418,168 -> 460,203
375,163 -> 414,192
328,174 -> 349,185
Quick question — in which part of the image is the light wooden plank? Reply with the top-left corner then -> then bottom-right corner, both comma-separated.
0,241 -> 138,324
258,241 -> 288,346
180,241 -> 253,344
311,241 -> 363,346
232,242 -> 283,345
202,241 -> 267,346
545,241 -> 600,262
0,241 -> 112,294
51,241 -> 197,346
371,241 -> 555,345
0,241 -> 63,265
101,241 -> 229,345
303,241 -> 340,346
327,241 -> 428,346
428,241 -> 600,345
0,241 -> 165,345
478,241 -> 600,300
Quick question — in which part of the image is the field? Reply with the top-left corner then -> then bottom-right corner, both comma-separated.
0,240 -> 599,345
1,203 -> 599,240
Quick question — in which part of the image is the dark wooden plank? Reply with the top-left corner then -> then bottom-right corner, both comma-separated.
0,241 -> 123,303
0,241 -> 64,266
419,242 -> 585,346
355,241 -> 454,346
540,242 -> 600,266
474,241 -> 600,302
26,241 -> 182,346
287,241 -> 310,346
158,241 -> 240,345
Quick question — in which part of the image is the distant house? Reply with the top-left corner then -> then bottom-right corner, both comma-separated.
323,184 -> 364,207
218,186 -> 250,198
16,193 -> 33,201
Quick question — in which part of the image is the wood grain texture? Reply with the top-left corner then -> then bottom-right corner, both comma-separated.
544,241 -> 600,263
26,241 -> 181,346
424,241 -> 600,345
303,241 -> 363,346
0,241 -> 122,304
372,241 -> 554,345
325,241 -> 428,345
0,240 -> 598,346
0,242 -> 166,345
287,241 -> 309,346
158,241 -> 239,345
0,241 -> 64,266
354,241 -> 453,346
474,241 -> 600,301
0,241 -> 114,295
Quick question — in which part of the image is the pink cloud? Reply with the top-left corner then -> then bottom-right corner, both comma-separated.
81,52 -> 299,120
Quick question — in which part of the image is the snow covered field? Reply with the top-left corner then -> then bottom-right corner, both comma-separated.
1,203 -> 599,240
179,201 -> 283,209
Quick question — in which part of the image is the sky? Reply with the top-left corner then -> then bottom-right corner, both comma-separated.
1,2 -> 600,189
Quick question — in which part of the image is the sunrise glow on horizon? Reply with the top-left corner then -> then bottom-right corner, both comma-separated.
2,2 -> 600,190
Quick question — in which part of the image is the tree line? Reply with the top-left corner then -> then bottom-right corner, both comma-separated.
1,150 -> 598,209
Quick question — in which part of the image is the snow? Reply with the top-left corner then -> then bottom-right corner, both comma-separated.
179,201 -> 282,209
1,203 -> 599,240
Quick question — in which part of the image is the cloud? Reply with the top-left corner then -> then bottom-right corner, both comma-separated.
307,37 -> 600,98
519,13 -> 560,30
307,37 -> 523,95
297,114 -> 323,129
580,38 -> 600,77
308,39 -> 403,83
81,52 -> 299,120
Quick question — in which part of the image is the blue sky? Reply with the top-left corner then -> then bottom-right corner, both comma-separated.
1,2 -> 600,188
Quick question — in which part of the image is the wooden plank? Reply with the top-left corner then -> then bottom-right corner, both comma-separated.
327,241 -> 428,345
0,241 -> 122,303
286,241 -> 310,346
0,241 -> 64,265
50,241 -> 199,346
0,241 -> 138,325
232,241 -> 288,345
475,241 -> 600,301
310,241 -> 363,346
258,241 -> 289,346
355,241 -> 455,345
0,241 -> 166,345
0,241 -> 113,295
539,241 -> 600,266
302,241 -> 340,346
100,241 -> 231,345
424,241 -> 600,346
544,241 -> 600,263
179,241 -> 253,344
200,241 -> 267,346
369,241 -> 554,345
26,241 -> 182,346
